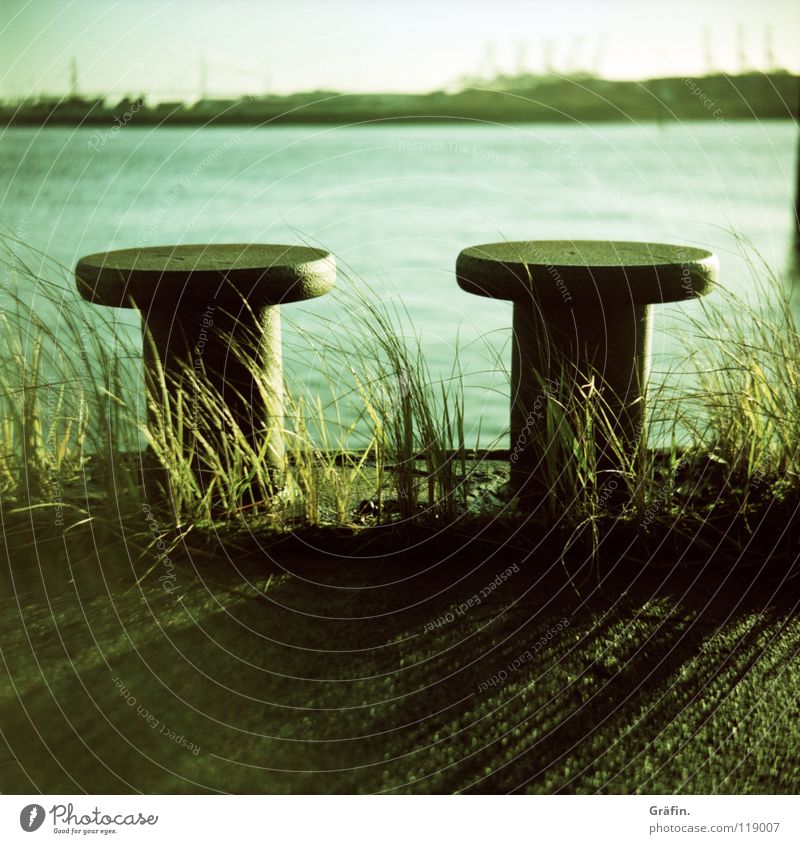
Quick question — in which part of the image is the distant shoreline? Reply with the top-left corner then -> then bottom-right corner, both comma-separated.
2,72 -> 797,127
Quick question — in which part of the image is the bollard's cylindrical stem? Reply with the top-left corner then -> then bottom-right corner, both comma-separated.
141,300 -> 286,490
510,301 -> 652,494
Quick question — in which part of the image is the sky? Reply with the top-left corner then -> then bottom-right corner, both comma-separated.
1,0 -> 799,101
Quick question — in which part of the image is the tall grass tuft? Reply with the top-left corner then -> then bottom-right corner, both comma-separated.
685,243 -> 800,498
1,235 -> 799,574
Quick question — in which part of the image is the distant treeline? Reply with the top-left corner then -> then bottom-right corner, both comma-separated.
2,73 -> 797,126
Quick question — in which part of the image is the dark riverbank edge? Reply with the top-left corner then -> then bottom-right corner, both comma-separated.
1,442 -> 798,605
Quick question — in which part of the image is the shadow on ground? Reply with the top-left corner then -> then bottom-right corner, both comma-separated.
1,514 -> 798,794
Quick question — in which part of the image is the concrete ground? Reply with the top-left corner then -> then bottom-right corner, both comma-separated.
1,515 -> 798,794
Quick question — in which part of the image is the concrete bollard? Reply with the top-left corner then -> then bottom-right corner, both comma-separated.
456,240 -> 718,497
76,243 -> 335,496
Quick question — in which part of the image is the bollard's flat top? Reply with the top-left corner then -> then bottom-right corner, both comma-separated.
456,240 -> 718,306
77,244 -> 335,309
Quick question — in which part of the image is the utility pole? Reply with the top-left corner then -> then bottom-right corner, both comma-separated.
69,57 -> 78,99
703,26 -> 715,75
263,59 -> 271,96
736,23 -> 748,73
565,35 -> 584,76
592,34 -> 607,78
542,39 -> 555,76
482,42 -> 497,82
515,41 -> 528,77
764,25 -> 776,72
199,54 -> 208,100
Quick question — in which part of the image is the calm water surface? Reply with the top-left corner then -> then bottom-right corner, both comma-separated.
1,122 -> 797,447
